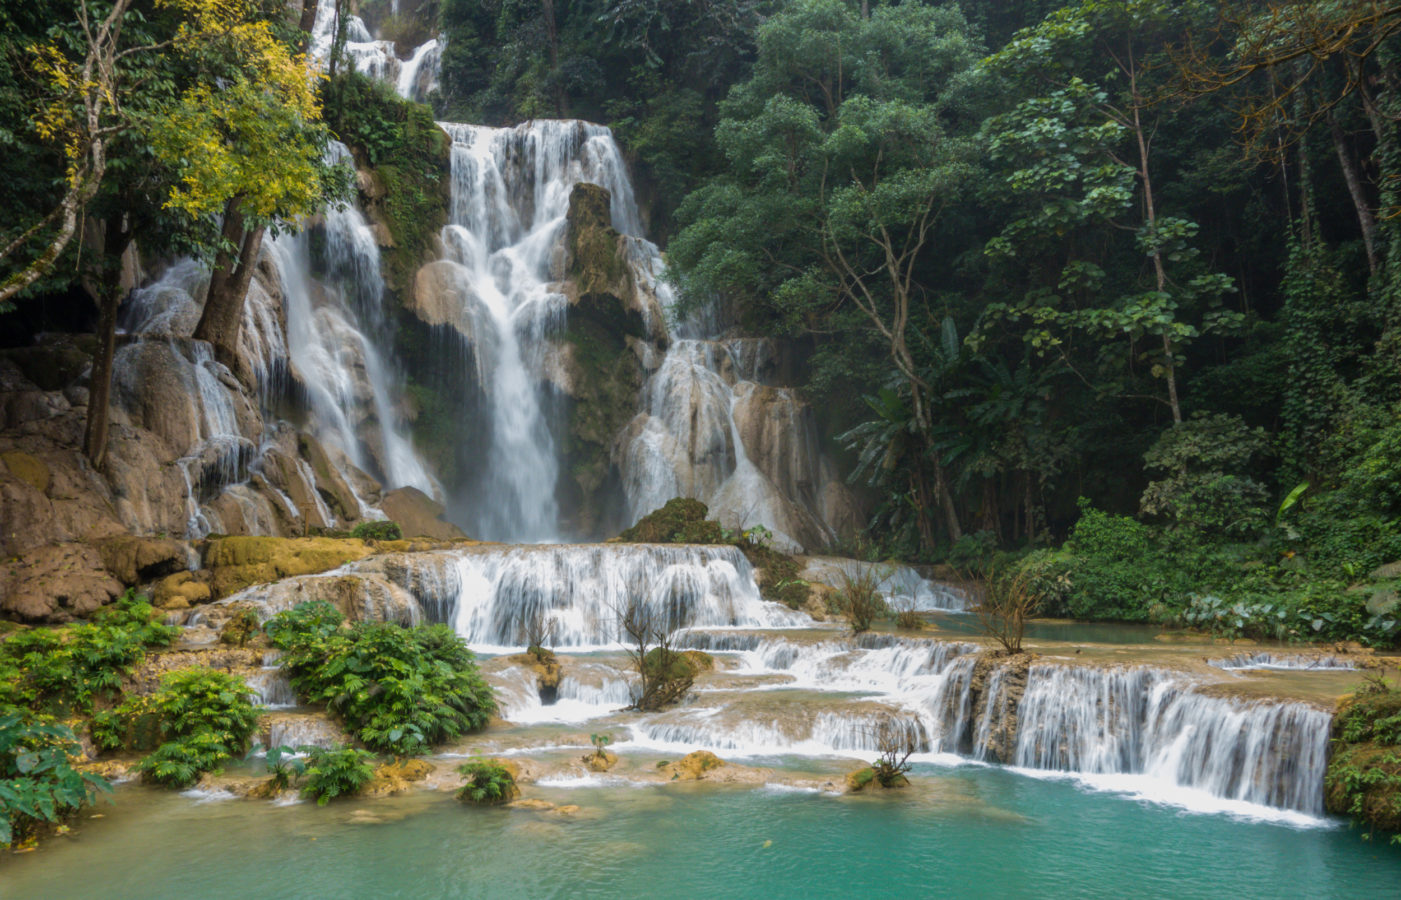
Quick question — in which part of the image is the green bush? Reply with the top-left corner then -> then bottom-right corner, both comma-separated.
455,758 -> 518,805
0,592 -> 177,714
302,745 -> 376,805
125,668 -> 260,788
351,520 -> 403,541
1326,679 -> 1401,840
618,498 -> 725,544
266,603 -> 495,755
1139,414 -> 1270,537
262,745 -> 309,791
0,710 -> 111,847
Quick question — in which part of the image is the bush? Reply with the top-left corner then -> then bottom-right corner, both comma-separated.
455,758 -> 518,805
1326,678 -> 1401,840
267,603 -> 495,755
0,710 -> 111,847
1139,414 -> 1270,537
834,565 -> 890,634
302,745 -> 376,805
127,668 -> 260,788
351,520 -> 403,541
0,592 -> 176,714
618,498 -> 725,544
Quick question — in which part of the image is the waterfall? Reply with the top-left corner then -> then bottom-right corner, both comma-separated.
1208,652 -> 1357,671
1005,664 -> 1331,815
431,543 -> 807,650
271,142 -> 434,495
432,120 -> 655,540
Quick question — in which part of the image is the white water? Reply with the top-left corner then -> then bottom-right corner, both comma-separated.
433,120 -> 659,540
271,142 -> 434,494
1208,652 -> 1357,672
432,543 -> 806,650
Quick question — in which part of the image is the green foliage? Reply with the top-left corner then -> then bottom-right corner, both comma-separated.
455,758 -> 517,805
321,71 -> 447,284
1327,681 -> 1401,840
1139,414 -> 1270,537
301,745 -> 376,805
265,603 -> 495,755
589,733 -> 613,760
619,498 -> 725,544
128,668 -> 260,788
834,565 -> 890,634
0,591 -> 176,715
351,520 -> 403,541
0,710 -> 111,847
262,745 -> 308,791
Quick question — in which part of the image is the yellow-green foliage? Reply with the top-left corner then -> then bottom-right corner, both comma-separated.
1326,680 -> 1401,840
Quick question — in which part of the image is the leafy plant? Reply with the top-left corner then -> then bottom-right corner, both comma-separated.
267,603 -> 495,755
455,758 -> 518,805
128,668 -> 260,788
589,732 -> 613,761
301,745 -> 376,805
968,564 -> 1041,655
351,520 -> 403,541
0,710 -> 111,847
262,745 -> 309,791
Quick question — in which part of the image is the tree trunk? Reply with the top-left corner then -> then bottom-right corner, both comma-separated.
194,200 -> 264,370
1328,107 -> 1380,274
932,458 -> 962,544
299,0 -> 319,53
82,218 -> 134,470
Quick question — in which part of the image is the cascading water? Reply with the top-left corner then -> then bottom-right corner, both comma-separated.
432,120 -> 659,540
271,142 -> 434,495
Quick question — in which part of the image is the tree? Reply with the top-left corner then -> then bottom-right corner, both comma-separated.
982,0 -> 1242,424
672,0 -> 984,550
616,597 -> 693,711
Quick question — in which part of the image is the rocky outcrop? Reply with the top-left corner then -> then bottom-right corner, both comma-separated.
380,486 -> 466,540
0,542 -> 125,622
199,536 -> 375,600
96,535 -> 191,586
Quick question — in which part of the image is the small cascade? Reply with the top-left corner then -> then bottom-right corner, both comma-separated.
247,668 -> 298,709
438,543 -> 808,650
396,38 -> 441,101
800,557 -> 969,612
1007,665 -> 1331,814
261,713 -> 346,750
1208,652 -> 1357,671
309,0 -> 399,83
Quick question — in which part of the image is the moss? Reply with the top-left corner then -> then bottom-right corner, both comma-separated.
1,451 -> 51,493
618,499 -> 809,606
320,72 -> 450,291
561,319 -> 643,534
1325,686 -> 1401,839
566,183 -> 630,295
199,537 -> 373,599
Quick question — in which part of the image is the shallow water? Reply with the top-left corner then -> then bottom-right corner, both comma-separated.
6,766 -> 1399,900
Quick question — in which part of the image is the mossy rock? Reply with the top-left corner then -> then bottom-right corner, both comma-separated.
151,571 -> 212,610
1324,689 -> 1401,834
845,766 -> 909,792
0,451 -> 50,493
659,750 -> 725,782
619,499 -> 725,544
199,537 -> 373,599
643,647 -> 711,683
566,183 -> 630,296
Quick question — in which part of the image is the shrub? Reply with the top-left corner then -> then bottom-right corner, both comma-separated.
455,758 -> 518,805
268,603 -> 495,755
263,745 -> 308,791
970,565 -> 1041,655
835,565 -> 890,634
351,520 -> 403,541
128,668 -> 260,788
302,746 -> 376,805
0,710 -> 111,847
1325,678 -> 1401,840
1139,414 -> 1270,537
0,592 -> 176,715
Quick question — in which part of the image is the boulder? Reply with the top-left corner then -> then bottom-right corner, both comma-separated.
584,751 -> 618,773
365,758 -> 436,798
298,433 -> 363,523
380,487 -> 465,540
151,571 -> 212,610
1371,562 -> 1401,580
97,535 -> 190,586
0,542 -> 124,622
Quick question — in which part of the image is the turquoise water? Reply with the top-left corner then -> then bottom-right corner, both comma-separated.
6,764 -> 1399,899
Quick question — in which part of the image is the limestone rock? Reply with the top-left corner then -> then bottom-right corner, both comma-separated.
380,487 -> 465,540
199,536 -> 374,599
366,759 -> 436,798
658,750 -> 725,782
0,543 -> 124,622
151,571 -> 212,610
1370,561 -> 1401,580
97,535 -> 190,586
1,451 -> 50,492
584,751 -> 618,773
298,433 -> 362,524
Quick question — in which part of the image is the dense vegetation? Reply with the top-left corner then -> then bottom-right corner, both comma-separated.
265,601 -> 496,755
1327,676 -> 1401,841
